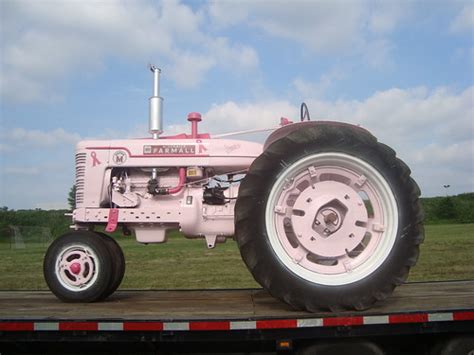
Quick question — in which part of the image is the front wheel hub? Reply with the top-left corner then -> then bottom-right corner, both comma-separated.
56,246 -> 98,291
291,181 -> 368,258
69,262 -> 81,275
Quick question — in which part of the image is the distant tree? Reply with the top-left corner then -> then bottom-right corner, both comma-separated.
68,185 -> 76,210
437,196 -> 456,220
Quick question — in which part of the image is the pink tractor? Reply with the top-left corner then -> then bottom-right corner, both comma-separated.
44,67 -> 423,311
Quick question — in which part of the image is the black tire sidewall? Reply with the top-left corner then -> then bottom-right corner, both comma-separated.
96,232 -> 126,299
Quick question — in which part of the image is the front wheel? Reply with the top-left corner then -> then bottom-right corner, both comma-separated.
235,123 -> 424,311
43,231 -> 113,302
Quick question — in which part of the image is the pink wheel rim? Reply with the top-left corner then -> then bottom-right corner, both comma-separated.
56,245 -> 99,291
265,152 -> 398,286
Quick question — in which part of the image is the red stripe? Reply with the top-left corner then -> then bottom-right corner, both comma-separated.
123,322 -> 163,331
453,311 -> 474,321
131,154 -> 210,158
0,322 -> 34,331
323,316 -> 363,327
189,321 -> 230,331
389,313 -> 428,324
59,322 -> 98,331
256,319 -> 297,329
85,146 -> 209,158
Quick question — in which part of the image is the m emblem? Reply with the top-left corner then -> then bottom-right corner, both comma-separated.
113,151 -> 127,165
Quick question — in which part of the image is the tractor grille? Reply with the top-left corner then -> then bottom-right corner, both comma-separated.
75,153 -> 87,206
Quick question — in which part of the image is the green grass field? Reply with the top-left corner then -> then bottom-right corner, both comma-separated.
0,224 -> 472,290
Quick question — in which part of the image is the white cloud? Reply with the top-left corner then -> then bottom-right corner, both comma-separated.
256,2 -> 367,53
208,1 -> 366,54
450,3 -> 474,33
167,31 -> 259,88
168,52 -> 215,89
202,100 -> 297,132
412,141 -> 473,167
2,128 -> 81,148
293,78 -> 322,99
368,1 -> 409,34
363,39 -> 395,70
198,85 -> 473,196
0,143 -> 13,153
1,130 -> 75,210
293,69 -> 345,99
159,0 -> 204,42
207,37 -> 259,71
207,0 -> 407,65
206,1 -> 249,29
0,0 -> 258,102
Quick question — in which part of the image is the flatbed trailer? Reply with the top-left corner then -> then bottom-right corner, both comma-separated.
1,280 -> 473,354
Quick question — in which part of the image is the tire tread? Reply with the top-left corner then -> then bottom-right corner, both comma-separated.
235,122 -> 424,311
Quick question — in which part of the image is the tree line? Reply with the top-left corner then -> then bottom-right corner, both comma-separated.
0,193 -> 473,239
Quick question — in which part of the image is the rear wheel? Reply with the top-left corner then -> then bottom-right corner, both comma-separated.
235,123 -> 424,311
44,231 -> 113,302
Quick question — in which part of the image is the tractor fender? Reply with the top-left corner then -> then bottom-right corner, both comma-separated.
263,121 -> 374,151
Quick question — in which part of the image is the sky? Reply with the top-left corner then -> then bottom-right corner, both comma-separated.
0,0 -> 473,210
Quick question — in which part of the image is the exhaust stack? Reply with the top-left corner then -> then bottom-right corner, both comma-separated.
149,65 -> 163,139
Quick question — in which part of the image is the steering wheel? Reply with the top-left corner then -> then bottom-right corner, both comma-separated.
300,102 -> 311,122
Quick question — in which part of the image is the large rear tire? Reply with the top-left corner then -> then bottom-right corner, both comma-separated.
235,123 -> 424,311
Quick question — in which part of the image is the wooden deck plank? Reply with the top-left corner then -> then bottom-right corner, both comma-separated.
0,281 -> 472,321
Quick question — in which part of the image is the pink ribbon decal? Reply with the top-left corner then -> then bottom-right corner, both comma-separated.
105,208 -> 119,233
91,151 -> 101,167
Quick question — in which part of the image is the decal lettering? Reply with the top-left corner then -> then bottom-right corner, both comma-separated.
143,145 -> 197,155
224,144 -> 240,153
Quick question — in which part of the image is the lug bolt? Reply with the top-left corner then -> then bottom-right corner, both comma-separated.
324,212 -> 337,225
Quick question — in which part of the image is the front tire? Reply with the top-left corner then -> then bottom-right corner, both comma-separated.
44,231 -> 113,302
235,123 -> 424,311
96,232 -> 125,299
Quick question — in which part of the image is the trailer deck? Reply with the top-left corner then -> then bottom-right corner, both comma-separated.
1,280 -> 473,353
1,280 -> 474,320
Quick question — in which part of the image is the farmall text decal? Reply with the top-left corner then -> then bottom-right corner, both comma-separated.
143,144 -> 207,155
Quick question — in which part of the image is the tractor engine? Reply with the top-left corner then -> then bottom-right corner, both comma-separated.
72,124 -> 261,248
105,164 -> 241,246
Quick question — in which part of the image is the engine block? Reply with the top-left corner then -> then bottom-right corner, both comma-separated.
73,136 -> 262,246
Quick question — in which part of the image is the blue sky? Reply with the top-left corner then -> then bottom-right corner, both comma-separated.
0,0 -> 473,209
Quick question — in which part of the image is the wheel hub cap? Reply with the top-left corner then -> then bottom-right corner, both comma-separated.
57,246 -> 97,290
291,181 -> 368,257
69,262 -> 81,275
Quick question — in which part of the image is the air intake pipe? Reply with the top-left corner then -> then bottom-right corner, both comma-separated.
149,65 -> 163,139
